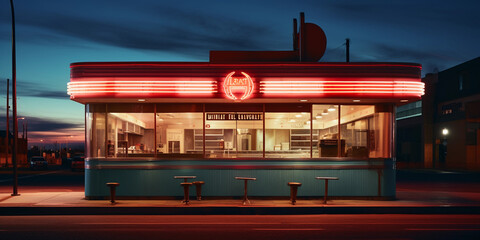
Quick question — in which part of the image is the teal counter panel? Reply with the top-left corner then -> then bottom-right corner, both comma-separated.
85,158 -> 395,199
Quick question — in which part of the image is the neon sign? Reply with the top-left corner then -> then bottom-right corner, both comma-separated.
223,72 -> 254,100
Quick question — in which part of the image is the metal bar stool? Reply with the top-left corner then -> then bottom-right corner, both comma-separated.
287,182 -> 302,205
235,177 -> 256,205
192,181 -> 205,200
174,176 -> 197,205
106,182 -> 119,205
180,182 -> 193,205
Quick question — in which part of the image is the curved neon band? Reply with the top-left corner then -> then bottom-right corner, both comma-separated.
67,77 -> 424,99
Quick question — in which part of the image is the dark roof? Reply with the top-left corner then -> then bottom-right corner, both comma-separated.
435,57 -> 480,103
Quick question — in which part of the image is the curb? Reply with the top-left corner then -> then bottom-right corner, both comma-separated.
1,206 -> 480,215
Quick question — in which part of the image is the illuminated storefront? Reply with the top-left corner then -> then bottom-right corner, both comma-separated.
68,62 -> 423,199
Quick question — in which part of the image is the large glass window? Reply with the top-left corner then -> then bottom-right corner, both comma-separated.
313,105 -> 339,157
86,104 -> 106,158
340,105 -> 375,158
369,109 -> 394,159
85,103 -> 394,160
107,104 -> 154,158
156,112 -> 203,157
265,112 -> 311,158
205,112 -> 263,158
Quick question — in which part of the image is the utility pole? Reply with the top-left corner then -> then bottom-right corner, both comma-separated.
346,38 -> 350,62
5,79 -> 9,168
10,0 -> 19,196
293,18 -> 298,51
299,12 -> 305,62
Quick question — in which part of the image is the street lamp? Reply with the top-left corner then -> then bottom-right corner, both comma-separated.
18,117 -> 26,139
18,118 -> 27,167
66,135 -> 73,159
9,0 -> 20,197
40,139 -> 44,157
442,128 -> 449,136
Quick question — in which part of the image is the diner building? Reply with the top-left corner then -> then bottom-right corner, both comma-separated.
67,16 -> 424,200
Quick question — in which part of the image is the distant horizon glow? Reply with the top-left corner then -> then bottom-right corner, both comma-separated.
27,130 -> 84,147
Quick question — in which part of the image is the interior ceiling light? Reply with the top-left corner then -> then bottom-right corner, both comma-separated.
299,99 -> 308,102
400,99 -> 409,102
315,114 -> 322,119
321,110 -> 329,115
328,105 -> 336,112
353,99 -> 361,102
289,119 -> 296,123
295,114 -> 302,118
138,99 -> 146,102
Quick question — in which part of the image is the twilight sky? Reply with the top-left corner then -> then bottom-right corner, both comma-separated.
0,0 -> 479,147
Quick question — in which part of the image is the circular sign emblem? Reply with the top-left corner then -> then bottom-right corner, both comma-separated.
223,71 -> 254,100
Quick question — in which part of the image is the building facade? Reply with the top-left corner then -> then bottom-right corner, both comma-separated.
423,57 -> 480,170
68,62 -> 424,199
0,131 -> 28,167
396,57 -> 480,170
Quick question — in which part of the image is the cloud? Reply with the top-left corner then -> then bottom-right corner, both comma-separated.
0,3 -> 277,59
0,80 -> 69,99
325,1 -> 480,31
367,43 -> 456,73
0,115 -> 82,132
321,41 -> 455,74
370,43 -> 449,61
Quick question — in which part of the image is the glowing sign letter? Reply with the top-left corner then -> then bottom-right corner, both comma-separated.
223,71 -> 254,100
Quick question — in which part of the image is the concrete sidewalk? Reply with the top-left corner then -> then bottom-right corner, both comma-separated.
1,169 -> 479,215
1,188 -> 480,215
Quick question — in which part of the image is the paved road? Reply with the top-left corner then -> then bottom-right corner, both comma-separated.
0,215 -> 479,240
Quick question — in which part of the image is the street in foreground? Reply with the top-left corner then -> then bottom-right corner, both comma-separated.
0,215 -> 479,240
1,169 -> 479,239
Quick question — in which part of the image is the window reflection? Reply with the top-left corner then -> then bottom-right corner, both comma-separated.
91,112 -> 105,158
86,104 -> 106,158
340,105 -> 375,158
313,105 -> 339,157
265,112 -> 311,158
156,113 -> 203,157
108,113 -> 154,157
